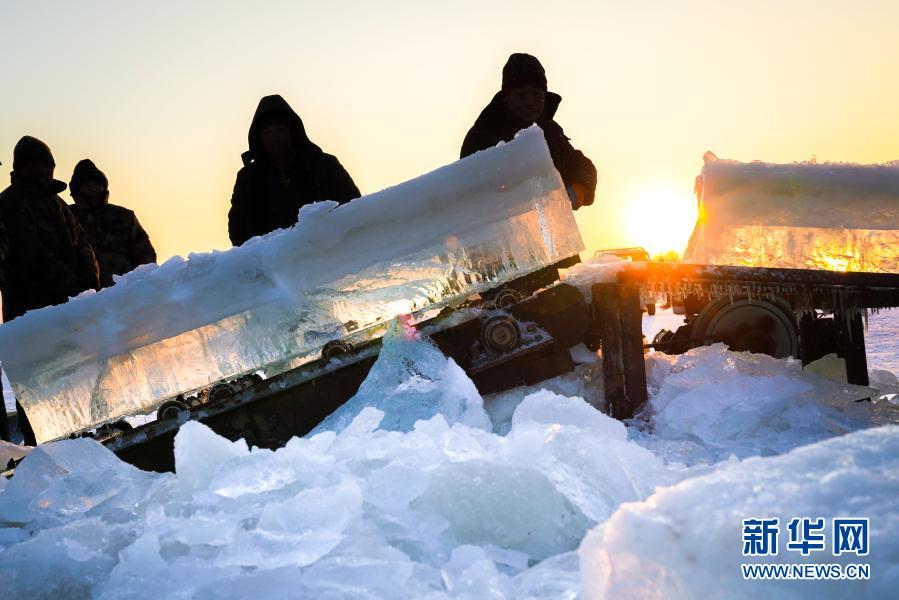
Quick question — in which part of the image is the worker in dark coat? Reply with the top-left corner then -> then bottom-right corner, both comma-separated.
69,159 -> 156,288
228,95 -> 361,246
0,137 -> 100,320
0,136 -> 100,445
461,53 -> 597,210
0,213 -> 8,442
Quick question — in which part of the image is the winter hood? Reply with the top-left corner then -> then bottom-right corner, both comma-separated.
241,95 -> 322,167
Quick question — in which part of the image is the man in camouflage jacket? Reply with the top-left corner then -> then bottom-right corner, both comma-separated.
0,137 -> 99,321
69,159 -> 156,287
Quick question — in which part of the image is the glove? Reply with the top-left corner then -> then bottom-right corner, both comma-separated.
566,183 -> 588,210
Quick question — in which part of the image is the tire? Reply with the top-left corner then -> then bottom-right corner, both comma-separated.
691,297 -> 799,359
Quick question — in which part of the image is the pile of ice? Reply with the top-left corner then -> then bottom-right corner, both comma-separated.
0,441 -> 29,467
2,319 -> 897,598
633,344 -> 890,464
0,126 -> 582,443
685,152 -> 899,272
580,426 -> 899,598
311,317 -> 492,436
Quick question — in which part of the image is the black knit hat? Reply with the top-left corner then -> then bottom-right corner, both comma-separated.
12,136 -> 55,171
501,53 -> 547,92
69,159 -> 109,194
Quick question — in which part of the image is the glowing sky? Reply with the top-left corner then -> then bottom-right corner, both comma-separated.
1,0 -> 897,261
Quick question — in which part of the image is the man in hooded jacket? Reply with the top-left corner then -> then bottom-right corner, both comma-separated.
0,213 -> 7,442
0,136 -> 100,445
68,159 -> 156,288
228,95 -> 361,246
461,53 -> 597,210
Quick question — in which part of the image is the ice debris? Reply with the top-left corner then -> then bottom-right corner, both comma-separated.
1,333 -> 897,598
635,343 -> 891,465
580,425 -> 899,599
311,317 -> 491,435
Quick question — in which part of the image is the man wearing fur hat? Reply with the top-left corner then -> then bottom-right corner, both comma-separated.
0,136 -> 100,445
461,53 -> 597,210
69,159 -> 156,288
228,94 -> 361,246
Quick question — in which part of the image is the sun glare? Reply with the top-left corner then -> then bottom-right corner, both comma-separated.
623,183 -> 699,258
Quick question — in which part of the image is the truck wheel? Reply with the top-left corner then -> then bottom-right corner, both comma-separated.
157,398 -> 190,420
322,340 -> 353,360
481,316 -> 521,352
691,297 -> 799,359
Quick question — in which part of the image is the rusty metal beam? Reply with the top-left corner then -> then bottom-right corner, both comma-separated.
593,283 -> 647,419
837,310 -> 869,386
625,262 -> 899,289
620,263 -> 899,311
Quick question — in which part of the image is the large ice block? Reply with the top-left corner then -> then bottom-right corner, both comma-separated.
684,153 -> 899,272
0,126 -> 583,443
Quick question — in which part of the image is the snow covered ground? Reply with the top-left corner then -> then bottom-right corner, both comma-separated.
3,372 -> 10,415
866,308 -> 899,375
3,370 -> 13,416
1,308 -> 897,598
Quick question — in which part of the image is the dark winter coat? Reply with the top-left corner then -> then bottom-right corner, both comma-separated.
461,91 -> 597,206
0,217 -> 8,289
0,175 -> 100,321
70,198 -> 156,288
228,95 -> 361,246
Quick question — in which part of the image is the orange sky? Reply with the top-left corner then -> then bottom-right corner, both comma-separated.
2,1 -> 897,261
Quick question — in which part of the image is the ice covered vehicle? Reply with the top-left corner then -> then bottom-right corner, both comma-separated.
652,153 -> 899,372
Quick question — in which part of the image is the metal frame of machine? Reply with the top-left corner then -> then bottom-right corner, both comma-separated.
4,262 -> 899,477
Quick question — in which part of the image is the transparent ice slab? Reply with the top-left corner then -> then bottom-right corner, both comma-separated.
686,224 -> 898,272
0,126 -> 583,442
685,155 -> 899,272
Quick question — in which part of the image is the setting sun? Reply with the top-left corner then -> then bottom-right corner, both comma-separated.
622,183 -> 699,258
